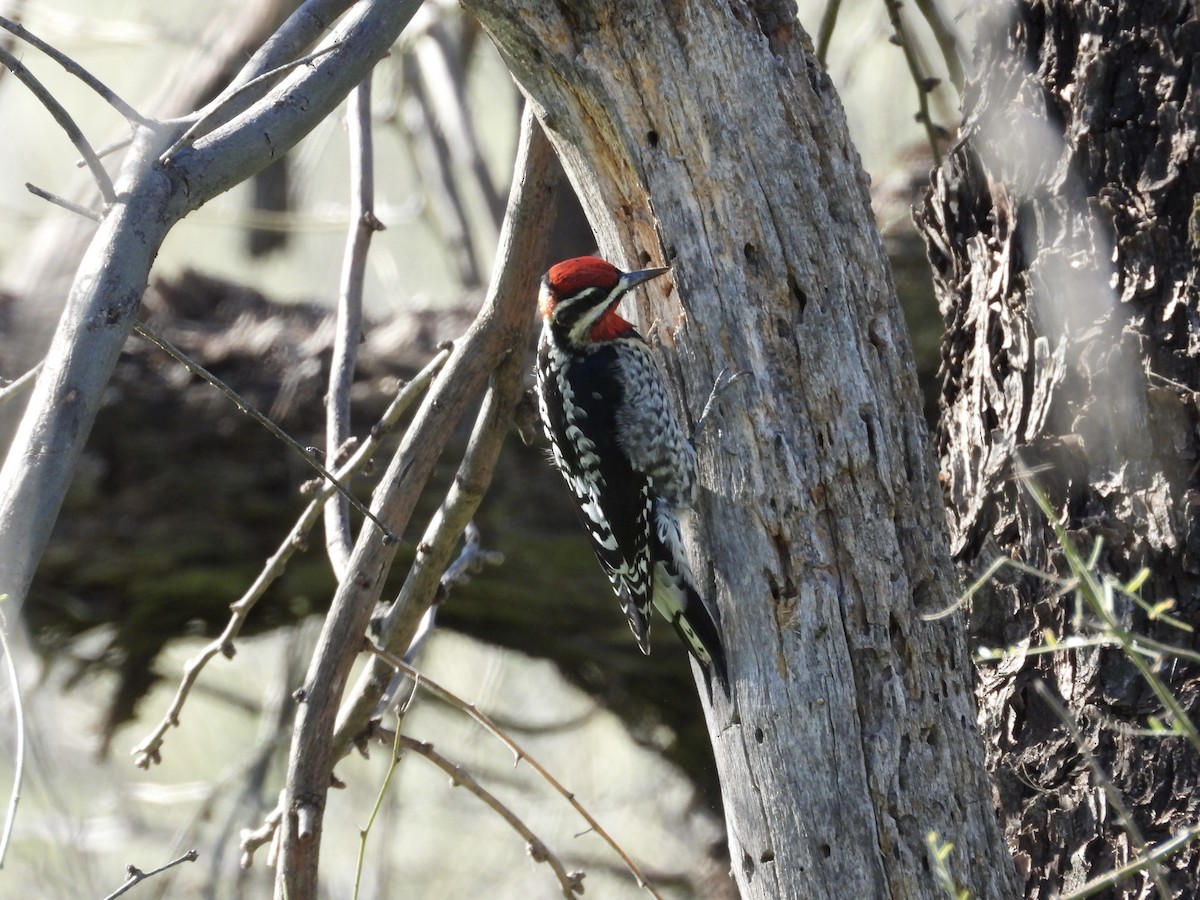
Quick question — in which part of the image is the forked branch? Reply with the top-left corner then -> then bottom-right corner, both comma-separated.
130,349 -> 450,769
0,15 -> 153,125
0,46 -> 115,203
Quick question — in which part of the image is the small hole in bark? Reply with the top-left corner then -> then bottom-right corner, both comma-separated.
760,848 -> 775,863
647,129 -> 660,147
788,272 -> 808,316
754,726 -> 765,743
744,242 -> 758,263
741,850 -> 755,878
820,843 -> 831,858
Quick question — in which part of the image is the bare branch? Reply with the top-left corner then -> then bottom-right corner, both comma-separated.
274,103 -> 558,898
160,42 -> 343,163
366,646 -> 662,897
325,76 -> 381,578
0,15 -> 153,126
334,356 -> 527,742
132,320 -> 398,544
385,729 -> 586,898
0,47 -> 115,203
0,600 -> 25,868
225,0 -> 357,96
176,0 -> 423,202
130,348 -> 450,769
332,106 -> 561,758
24,182 -> 101,221
101,849 -> 199,900
0,362 -> 42,408
882,0 -> 947,162
0,0 -> 418,642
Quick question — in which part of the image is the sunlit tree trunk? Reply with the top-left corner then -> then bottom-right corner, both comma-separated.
466,0 -> 1018,895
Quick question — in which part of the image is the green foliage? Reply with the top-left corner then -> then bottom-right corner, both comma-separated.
937,472 -> 1200,897
926,830 -> 970,900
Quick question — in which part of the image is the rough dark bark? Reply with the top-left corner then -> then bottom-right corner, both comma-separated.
917,1 -> 1200,895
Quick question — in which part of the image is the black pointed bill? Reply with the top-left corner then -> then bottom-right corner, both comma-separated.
618,266 -> 671,293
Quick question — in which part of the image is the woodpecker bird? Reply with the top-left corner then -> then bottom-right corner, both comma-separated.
535,255 -> 728,688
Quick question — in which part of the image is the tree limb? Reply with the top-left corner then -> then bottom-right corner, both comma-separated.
130,348 -> 450,769
101,849 -> 199,900
385,730 -> 585,898
324,76 -> 380,578
0,0 -> 421,616
0,46 -> 116,203
0,15 -> 152,126
273,102 -> 558,899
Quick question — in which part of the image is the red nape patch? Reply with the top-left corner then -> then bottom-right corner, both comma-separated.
547,256 -> 621,296
590,307 -> 635,341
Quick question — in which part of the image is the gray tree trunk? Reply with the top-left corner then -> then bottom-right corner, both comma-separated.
466,0 -> 1018,896
917,1 -> 1200,895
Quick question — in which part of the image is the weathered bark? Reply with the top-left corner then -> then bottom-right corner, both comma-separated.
464,1 -> 1017,896
917,1 -> 1200,895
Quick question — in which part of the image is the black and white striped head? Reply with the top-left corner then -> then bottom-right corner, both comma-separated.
538,256 -> 670,346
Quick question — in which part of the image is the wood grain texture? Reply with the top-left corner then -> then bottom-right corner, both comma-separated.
466,0 -> 1018,895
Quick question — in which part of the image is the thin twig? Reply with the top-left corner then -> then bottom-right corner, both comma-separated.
132,319 -> 398,545
1020,472 -> 1200,754
101,849 -> 199,900
24,182 -> 101,221
0,598 -> 25,869
0,362 -> 42,408
911,0 -> 965,90
1062,823 -> 1200,900
352,719 -> 404,899
365,645 -> 663,898
160,42 -> 342,163
325,75 -> 382,579
400,52 -> 483,288
380,728 -> 585,898
0,15 -> 153,126
130,349 -> 450,768
882,0 -> 944,163
440,521 -> 504,591
1033,681 -> 1172,898
76,136 -> 133,167
0,47 -> 115,203
240,801 -> 284,869
815,0 -> 842,65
